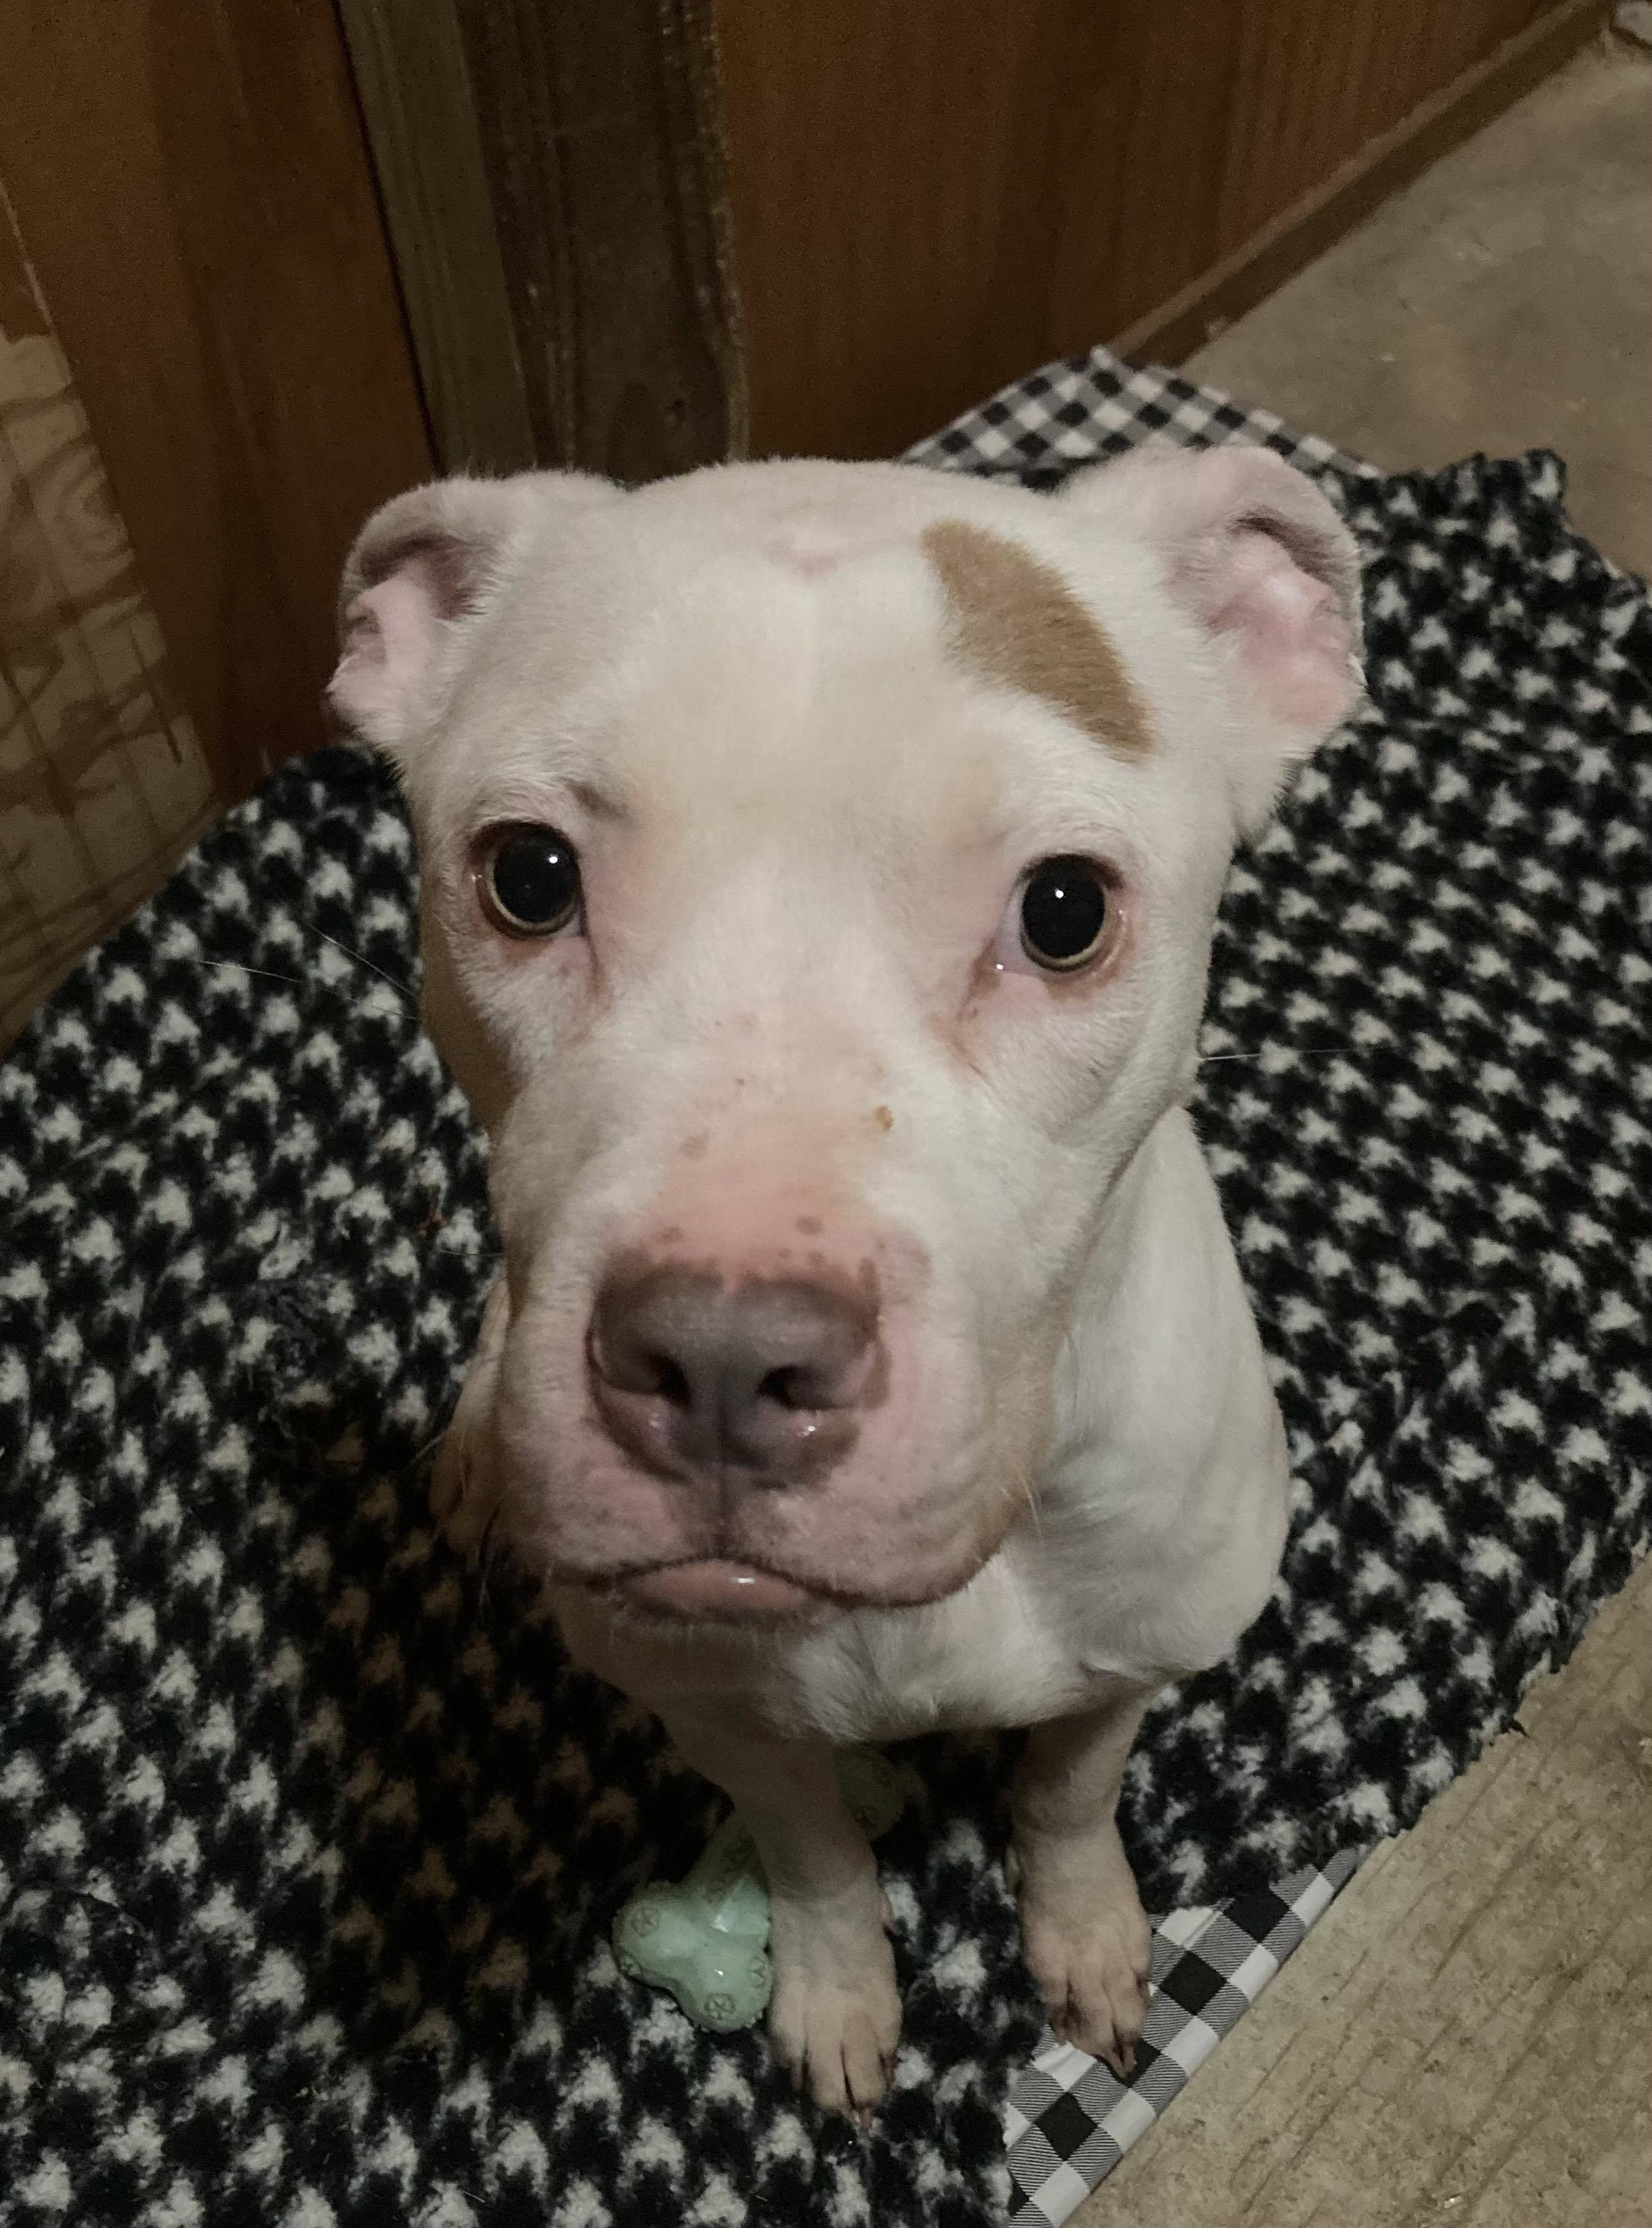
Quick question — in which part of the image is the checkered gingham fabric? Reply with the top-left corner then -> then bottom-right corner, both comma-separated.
1002,1853 -> 1361,2226
3,344 -> 1648,2228
901,344 -> 1375,486
907,350 -> 1377,2226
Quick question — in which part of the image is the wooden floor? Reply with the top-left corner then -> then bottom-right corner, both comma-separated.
1176,34 -> 1652,581
1077,38 -> 1652,2228
1078,1558 -> 1652,2227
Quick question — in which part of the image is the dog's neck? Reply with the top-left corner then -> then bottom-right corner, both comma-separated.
978,1103 -> 1287,1684
1039,1102 -> 1275,1533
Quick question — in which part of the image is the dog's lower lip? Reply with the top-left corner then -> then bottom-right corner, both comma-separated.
608,1559 -> 823,1621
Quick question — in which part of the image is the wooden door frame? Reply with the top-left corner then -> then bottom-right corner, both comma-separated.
338,0 -> 749,481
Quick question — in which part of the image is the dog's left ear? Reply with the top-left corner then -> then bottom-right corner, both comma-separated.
1061,442 -> 1364,833
328,472 -> 617,758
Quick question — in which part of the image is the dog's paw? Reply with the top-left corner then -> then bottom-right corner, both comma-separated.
767,1878 -> 901,2122
1014,1836 -> 1152,2078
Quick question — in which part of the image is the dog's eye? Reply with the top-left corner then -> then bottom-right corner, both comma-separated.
1019,856 -> 1109,972
480,824 -> 582,937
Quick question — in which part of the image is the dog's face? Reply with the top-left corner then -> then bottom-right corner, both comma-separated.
330,451 -> 1361,1627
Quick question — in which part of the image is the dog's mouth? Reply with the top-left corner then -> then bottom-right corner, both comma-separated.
580,1556 -> 848,1627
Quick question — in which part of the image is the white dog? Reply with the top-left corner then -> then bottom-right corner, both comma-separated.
328,443 -> 1362,2119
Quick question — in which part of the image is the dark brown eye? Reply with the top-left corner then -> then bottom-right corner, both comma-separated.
480,824 -> 582,936
1020,856 -> 1109,971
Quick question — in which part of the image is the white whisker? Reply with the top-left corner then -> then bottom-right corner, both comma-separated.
304,923 -> 415,1002
196,959 -> 305,987
1200,1043 -> 1344,1064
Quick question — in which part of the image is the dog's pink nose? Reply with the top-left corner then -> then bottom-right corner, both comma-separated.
588,1263 -> 878,1481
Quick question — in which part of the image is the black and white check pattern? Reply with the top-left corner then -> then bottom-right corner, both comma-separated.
3,346 -> 1648,2228
1005,1851 -> 1362,2227
901,344 -> 1374,484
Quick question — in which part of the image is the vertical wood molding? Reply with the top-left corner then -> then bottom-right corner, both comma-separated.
336,0 -> 537,475
344,0 -> 747,481
656,0 -> 750,462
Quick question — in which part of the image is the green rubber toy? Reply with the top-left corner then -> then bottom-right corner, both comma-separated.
612,1750 -> 910,2031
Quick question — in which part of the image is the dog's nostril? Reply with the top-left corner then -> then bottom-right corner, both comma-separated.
758,1364 -> 810,1409
643,1351 -> 693,1407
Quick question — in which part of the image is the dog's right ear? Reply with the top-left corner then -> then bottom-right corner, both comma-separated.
328,472 -> 616,757
1059,441 -> 1363,836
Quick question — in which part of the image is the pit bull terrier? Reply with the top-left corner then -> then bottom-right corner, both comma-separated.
328,441 -> 1363,2119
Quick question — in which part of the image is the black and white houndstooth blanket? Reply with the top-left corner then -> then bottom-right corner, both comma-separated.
3,355 -> 1649,2227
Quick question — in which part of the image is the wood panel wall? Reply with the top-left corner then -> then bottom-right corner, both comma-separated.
714,0 -> 1589,459
0,0 -> 432,803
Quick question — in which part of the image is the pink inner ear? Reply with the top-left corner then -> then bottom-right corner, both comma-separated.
330,562 -> 449,741
1206,527 -> 1358,731
354,568 -> 445,677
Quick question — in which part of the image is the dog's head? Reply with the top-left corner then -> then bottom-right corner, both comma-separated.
330,448 -> 1361,1627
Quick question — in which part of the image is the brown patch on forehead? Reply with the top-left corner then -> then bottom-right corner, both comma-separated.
921,519 -> 1152,758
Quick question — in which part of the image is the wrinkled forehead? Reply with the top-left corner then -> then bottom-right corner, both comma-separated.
566,550 -> 1030,846
431,470 -> 1161,865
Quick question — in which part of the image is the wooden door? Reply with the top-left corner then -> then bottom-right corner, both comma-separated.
0,0 -> 430,1037
0,0 -> 432,805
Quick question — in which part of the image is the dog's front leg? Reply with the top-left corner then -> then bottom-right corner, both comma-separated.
657,1704 -> 899,2120
1011,1680 -> 1162,2077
